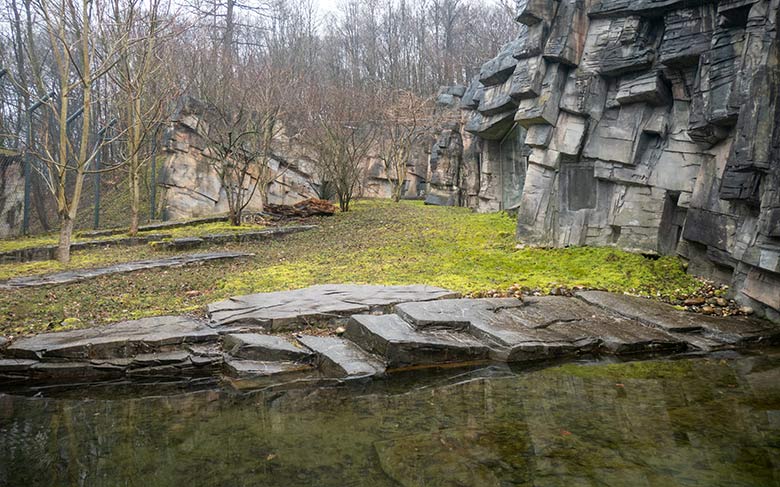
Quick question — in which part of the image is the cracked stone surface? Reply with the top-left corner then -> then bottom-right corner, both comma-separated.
346,314 -> 490,369
208,284 -> 459,330
223,334 -> 313,362
296,335 -> 386,379
5,316 -> 218,360
2,286 -> 780,388
578,291 -> 780,344
0,252 -> 250,289
223,358 -> 314,379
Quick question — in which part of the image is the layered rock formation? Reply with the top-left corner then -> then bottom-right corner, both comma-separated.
0,152 -> 23,238
158,97 -> 319,221
427,0 -> 780,320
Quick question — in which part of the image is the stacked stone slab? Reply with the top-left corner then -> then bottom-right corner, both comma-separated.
424,0 -> 780,321
3,285 -> 779,388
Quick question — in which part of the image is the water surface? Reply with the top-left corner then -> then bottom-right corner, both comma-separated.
1,351 -> 779,486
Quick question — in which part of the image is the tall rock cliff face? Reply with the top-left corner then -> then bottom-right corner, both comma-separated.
429,0 -> 780,320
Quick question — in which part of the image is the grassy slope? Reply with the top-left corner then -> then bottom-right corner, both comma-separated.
0,200 -> 704,337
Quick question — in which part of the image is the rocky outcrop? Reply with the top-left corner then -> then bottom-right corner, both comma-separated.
158,97 -> 319,221
0,152 -> 23,238
425,0 -> 780,321
3,285 -> 779,388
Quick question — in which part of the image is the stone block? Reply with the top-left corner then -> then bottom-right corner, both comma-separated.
465,110 -> 516,140
479,38 -> 523,87
579,17 -> 658,77
524,124 -> 554,148
516,0 -> 558,25
659,5 -> 716,67
616,71 -> 672,106
548,112 -> 588,156
559,70 -> 608,117
478,81 -> 519,116
515,63 -> 567,127
514,22 -> 549,60
508,56 -> 547,100
543,0 -> 589,66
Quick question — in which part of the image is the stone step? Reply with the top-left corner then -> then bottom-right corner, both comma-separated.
345,314 -> 490,370
296,335 -> 385,379
5,316 -> 218,360
223,358 -> 314,379
208,284 -> 459,331
396,297 -> 687,361
223,333 -> 313,362
577,291 -> 780,345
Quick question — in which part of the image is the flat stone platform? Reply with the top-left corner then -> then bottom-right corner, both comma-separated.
1,285 -> 779,390
0,252 -> 250,289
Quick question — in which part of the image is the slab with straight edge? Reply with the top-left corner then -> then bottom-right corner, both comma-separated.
296,335 -> 385,379
346,314 -> 490,369
223,333 -> 313,362
6,316 -> 218,360
208,284 -> 459,331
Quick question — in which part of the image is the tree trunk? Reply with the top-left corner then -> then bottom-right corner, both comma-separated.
57,217 -> 74,264
229,210 -> 241,226
129,171 -> 140,236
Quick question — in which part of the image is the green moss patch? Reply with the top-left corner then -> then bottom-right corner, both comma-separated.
0,199 -> 705,337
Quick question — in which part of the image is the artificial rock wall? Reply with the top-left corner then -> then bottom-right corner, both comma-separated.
427,0 -> 780,319
158,97 -> 319,221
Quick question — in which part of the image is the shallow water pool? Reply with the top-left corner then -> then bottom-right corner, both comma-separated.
1,351 -> 779,486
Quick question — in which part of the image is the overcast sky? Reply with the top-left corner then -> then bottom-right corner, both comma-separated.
315,0 -> 339,13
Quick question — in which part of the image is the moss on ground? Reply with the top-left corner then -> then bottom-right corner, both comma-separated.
0,220 -> 265,254
0,199 -> 705,337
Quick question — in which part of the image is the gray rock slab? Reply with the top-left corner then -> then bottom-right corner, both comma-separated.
345,314 -> 490,369
223,358 -> 314,379
396,297 -> 686,361
6,316 -> 218,360
223,333 -> 312,362
0,252 -> 251,289
577,291 -> 780,345
0,358 -> 38,373
0,336 -> 7,350
296,335 -> 385,379
208,284 -> 459,330
30,361 -> 125,380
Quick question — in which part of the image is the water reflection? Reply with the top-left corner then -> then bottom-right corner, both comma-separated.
1,352 -> 779,487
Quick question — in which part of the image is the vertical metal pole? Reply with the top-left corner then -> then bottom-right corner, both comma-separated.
150,132 -> 157,221
22,112 -> 31,235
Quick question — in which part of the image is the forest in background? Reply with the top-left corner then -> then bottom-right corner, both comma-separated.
0,0 -> 518,261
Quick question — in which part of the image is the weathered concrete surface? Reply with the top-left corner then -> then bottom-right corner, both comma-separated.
223,334 -> 313,362
5,316 -> 218,360
0,252 -> 250,289
208,284 -> 459,330
0,153 -> 23,239
296,335 -> 386,379
346,314 -> 490,369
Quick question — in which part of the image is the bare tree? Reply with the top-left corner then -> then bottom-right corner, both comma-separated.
201,87 -> 283,226
377,89 -> 435,202
28,0 -> 127,263
107,0 -> 180,235
306,85 -> 377,212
